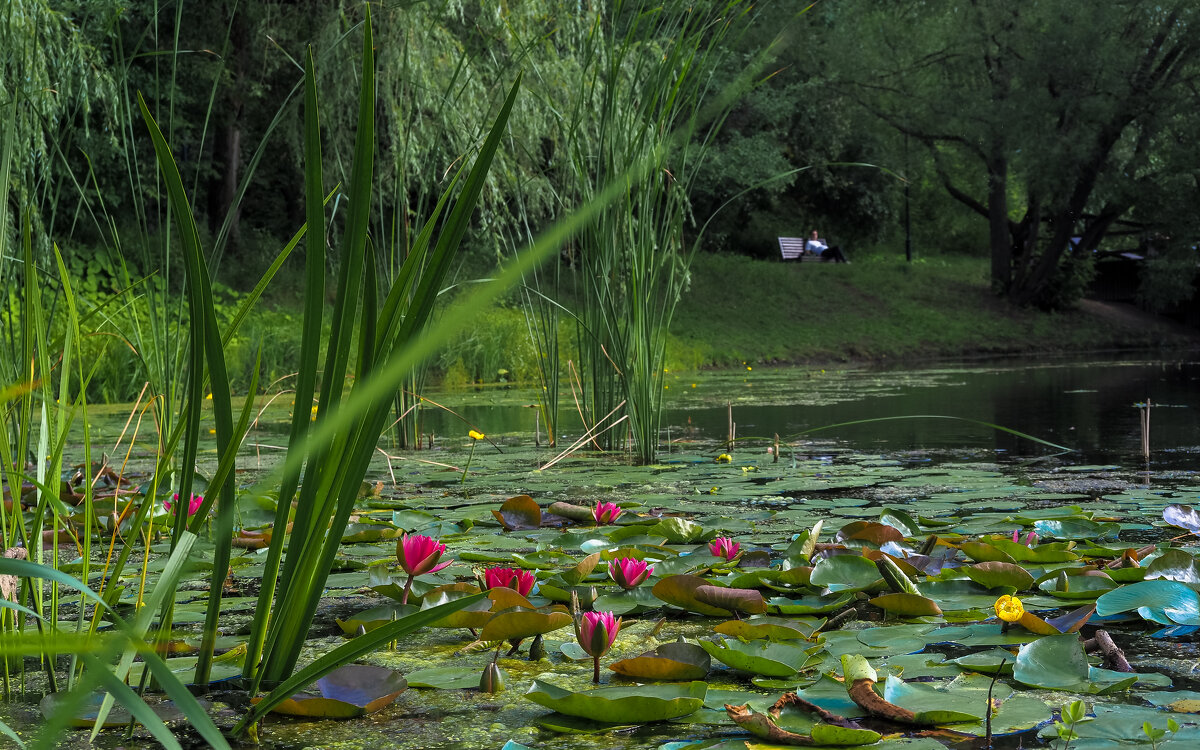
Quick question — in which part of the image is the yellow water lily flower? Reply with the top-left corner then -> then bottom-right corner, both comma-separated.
715,453 -> 732,463
995,594 -> 1024,623
469,429 -> 485,441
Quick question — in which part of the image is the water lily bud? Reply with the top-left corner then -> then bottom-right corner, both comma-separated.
609,557 -> 654,589
479,660 -> 505,693
593,501 -> 623,524
397,534 -> 453,576
577,611 -> 622,658
709,537 -> 740,561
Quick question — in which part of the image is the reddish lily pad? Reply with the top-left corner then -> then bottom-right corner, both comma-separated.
492,495 -> 543,530
837,521 -> 905,546
479,605 -> 572,641
693,585 -> 767,614
870,593 -> 943,617
653,575 -> 732,616
260,664 -> 407,718
609,641 -> 711,681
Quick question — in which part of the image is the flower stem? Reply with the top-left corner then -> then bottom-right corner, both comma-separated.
593,656 -> 600,684
401,573 -> 415,605
461,440 -> 478,483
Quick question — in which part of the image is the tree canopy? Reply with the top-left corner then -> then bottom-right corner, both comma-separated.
4,0 -> 1199,309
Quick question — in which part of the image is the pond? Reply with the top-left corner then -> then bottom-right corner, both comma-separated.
417,355 -> 1200,463
14,355 -> 1200,749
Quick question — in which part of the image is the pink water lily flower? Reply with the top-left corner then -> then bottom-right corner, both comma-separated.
396,534 -> 452,605
709,537 -> 740,561
578,610 -> 622,682
165,492 -> 204,516
609,557 -> 653,589
1011,529 -> 1038,547
593,501 -> 623,524
397,534 -> 452,576
482,566 -> 536,597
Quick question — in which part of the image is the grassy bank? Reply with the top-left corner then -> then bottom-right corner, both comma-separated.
666,252 -> 1198,369
62,251 -> 1198,401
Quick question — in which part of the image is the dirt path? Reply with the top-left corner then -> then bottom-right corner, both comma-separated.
1078,299 -> 1200,341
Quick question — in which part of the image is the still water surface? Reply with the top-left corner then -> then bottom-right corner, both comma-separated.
418,355 -> 1199,465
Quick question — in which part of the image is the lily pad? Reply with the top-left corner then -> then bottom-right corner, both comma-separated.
870,592 -> 943,617
262,664 -> 407,718
810,555 -> 884,593
714,616 -> 824,641
653,575 -> 732,616
1012,633 -> 1137,694
768,592 -> 855,615
404,666 -> 481,689
492,495 -> 542,530
1095,580 -> 1200,625
479,606 -> 573,641
961,561 -> 1035,591
700,638 -> 816,678
609,641 -> 711,681
524,679 -> 707,723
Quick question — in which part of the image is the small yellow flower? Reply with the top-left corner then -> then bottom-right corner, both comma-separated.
205,393 -> 213,400
469,429 -> 485,441
715,453 -> 732,463
995,595 -> 1024,623
747,366 -> 752,371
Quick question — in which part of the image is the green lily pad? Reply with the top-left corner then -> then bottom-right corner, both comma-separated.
592,586 -> 663,615
492,494 -> 542,530
700,638 -> 816,678
1096,580 -> 1200,625
949,647 -> 1017,674
881,674 -> 983,724
713,616 -> 824,641
404,666 -> 481,689
810,554 -> 884,592
1146,549 -> 1200,585
1012,633 -> 1138,694
479,606 -> 573,641
524,679 -> 707,723
647,517 -> 706,543
1037,571 -> 1118,599
767,592 -> 855,615
961,561 -> 1035,591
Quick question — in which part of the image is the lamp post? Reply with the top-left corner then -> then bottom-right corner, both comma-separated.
904,133 -> 912,263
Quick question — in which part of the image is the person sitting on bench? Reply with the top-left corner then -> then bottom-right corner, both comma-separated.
804,230 -> 848,263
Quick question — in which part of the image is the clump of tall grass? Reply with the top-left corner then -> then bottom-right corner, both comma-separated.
523,0 -> 764,463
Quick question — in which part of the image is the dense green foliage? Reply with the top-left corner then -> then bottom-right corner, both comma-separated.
3,0 -> 1198,411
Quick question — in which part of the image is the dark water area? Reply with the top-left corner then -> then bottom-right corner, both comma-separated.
422,355 -> 1200,467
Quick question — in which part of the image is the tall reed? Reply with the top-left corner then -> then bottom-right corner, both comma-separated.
240,11 -> 524,691
545,0 -> 755,463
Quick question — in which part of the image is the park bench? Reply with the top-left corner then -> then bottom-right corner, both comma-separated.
778,236 -> 825,262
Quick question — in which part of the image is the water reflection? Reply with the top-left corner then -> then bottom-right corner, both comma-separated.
420,357 -> 1200,465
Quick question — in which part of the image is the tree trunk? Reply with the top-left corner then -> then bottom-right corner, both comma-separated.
986,155 -> 1010,293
